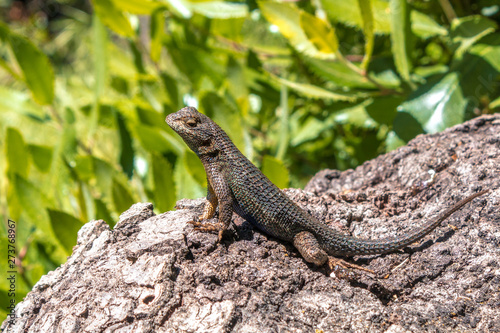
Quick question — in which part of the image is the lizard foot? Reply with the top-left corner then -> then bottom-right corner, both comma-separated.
328,257 -> 374,279
187,221 -> 224,241
330,264 -> 358,280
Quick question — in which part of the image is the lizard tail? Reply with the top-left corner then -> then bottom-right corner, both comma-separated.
326,189 -> 490,256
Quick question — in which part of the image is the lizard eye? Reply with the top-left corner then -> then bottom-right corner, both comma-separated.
186,119 -> 197,128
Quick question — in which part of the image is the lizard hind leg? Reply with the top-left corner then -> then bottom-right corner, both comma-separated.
293,231 -> 375,277
293,231 -> 329,266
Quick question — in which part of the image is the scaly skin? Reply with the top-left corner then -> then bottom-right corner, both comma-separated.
166,107 -> 489,267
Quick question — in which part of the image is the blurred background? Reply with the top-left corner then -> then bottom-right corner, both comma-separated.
0,0 -> 499,321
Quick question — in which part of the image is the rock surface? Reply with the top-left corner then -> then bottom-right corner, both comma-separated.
2,114 -> 500,332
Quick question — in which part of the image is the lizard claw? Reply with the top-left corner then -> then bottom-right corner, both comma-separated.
188,220 -> 224,240
328,257 -> 374,280
187,220 -> 204,227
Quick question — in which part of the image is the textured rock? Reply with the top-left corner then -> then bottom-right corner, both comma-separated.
2,114 -> 499,332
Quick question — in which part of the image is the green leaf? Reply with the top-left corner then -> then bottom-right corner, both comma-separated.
150,9 -> 166,62
168,45 -> 225,88
163,0 -> 192,18
24,235 -> 65,277
0,22 -> 54,105
455,34 -> 500,106
392,111 -> 424,142
89,15 -> 108,142
190,0 -> 248,19
411,11 -> 447,39
389,0 -> 412,82
320,0 -> 391,33
163,0 -> 248,19
48,119 -> 77,201
116,113 -> 134,178
275,85 -> 289,160
304,57 -> 377,89
227,56 -> 249,102
185,151 -> 207,186
306,56 -> 402,90
151,154 -> 176,212
47,210 -> 84,254
211,17 -> 246,41
75,180 -> 91,223
258,1 -> 330,59
74,155 -> 94,181
0,86 -> 45,118
299,11 -> 338,55
91,0 -> 134,38
13,175 -> 55,240
467,34 -> 500,72
24,263 -> 44,292
5,127 -> 29,178
28,144 -> 53,173
93,15 -> 108,99
321,0 -> 446,38
364,96 -> 404,126
135,125 -> 179,153
272,75 -> 361,102
95,198 -> 115,227
174,156 -> 205,199
111,178 -> 135,213
112,0 -> 164,14
291,117 -> 332,147
413,64 -> 449,78
261,155 -> 289,189
385,130 -> 406,151
141,81 -> 164,114
451,15 -> 498,59
92,157 -> 117,201
332,101 -> 377,128
397,72 -> 467,134
136,105 -> 165,126
160,73 -> 181,109
490,96 -> 500,109
358,0 -> 375,70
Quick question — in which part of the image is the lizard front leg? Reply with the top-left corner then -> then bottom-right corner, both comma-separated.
200,180 -> 218,220
189,180 -> 218,229
189,173 -> 234,241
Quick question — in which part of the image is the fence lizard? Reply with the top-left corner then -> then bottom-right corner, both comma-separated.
166,107 -> 489,273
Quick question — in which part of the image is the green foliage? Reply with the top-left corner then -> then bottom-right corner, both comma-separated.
0,22 -> 54,104
389,0 -> 413,83
262,155 -> 289,189
0,0 -> 498,322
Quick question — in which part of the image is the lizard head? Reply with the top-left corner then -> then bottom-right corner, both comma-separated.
166,107 -> 218,156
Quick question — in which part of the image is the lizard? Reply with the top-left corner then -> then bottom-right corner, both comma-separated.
166,106 -> 489,272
